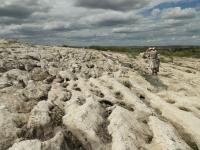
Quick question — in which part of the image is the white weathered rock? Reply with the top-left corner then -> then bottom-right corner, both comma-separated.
48,82 -> 71,110
27,101 -> 51,129
42,131 -> 64,150
1,41 -> 200,150
0,108 -> 19,150
8,140 -> 41,150
63,97 -> 106,150
148,116 -> 191,150
4,69 -> 30,85
108,106 -> 153,150
23,80 -> 50,100
58,70 -> 75,81
129,78 -> 200,149
8,132 -> 64,150
108,106 -> 139,150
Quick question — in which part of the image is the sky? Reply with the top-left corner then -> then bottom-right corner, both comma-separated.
0,0 -> 200,46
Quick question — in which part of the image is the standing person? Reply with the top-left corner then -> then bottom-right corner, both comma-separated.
149,48 -> 160,75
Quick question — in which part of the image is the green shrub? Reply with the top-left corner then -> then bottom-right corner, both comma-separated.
88,46 -> 200,59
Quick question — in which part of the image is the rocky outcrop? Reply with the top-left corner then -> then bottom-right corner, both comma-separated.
0,41 -> 200,150
0,107 -> 19,150
148,116 -> 191,150
8,131 -> 64,150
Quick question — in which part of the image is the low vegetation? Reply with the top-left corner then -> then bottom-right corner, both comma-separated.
86,46 -> 200,59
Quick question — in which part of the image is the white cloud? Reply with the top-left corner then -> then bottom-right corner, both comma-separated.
155,7 -> 197,19
0,0 -> 199,45
192,35 -> 200,39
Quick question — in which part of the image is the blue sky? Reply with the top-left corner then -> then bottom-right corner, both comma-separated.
156,0 -> 200,9
0,0 -> 200,46
143,0 -> 200,16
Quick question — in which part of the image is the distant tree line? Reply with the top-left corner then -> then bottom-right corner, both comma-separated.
86,46 -> 200,58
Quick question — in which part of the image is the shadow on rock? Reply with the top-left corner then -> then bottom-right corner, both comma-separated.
138,70 -> 168,91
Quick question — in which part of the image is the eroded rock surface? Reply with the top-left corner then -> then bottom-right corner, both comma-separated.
0,41 -> 200,150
